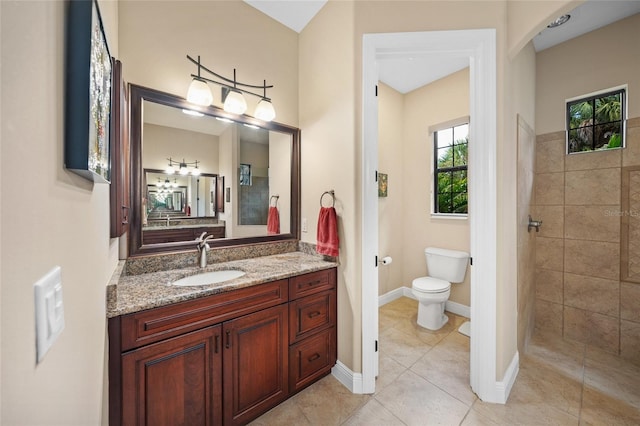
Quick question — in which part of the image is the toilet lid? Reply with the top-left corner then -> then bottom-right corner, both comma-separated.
412,277 -> 451,293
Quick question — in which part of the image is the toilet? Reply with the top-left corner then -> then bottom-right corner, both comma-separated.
411,247 -> 469,330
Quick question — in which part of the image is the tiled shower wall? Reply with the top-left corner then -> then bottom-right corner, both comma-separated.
534,117 -> 640,365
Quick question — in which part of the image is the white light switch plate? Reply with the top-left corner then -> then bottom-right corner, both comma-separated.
34,266 -> 64,363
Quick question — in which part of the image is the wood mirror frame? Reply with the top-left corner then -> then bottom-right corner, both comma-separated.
128,84 -> 301,256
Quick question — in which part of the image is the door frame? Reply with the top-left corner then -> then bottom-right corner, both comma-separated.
362,29 -> 510,402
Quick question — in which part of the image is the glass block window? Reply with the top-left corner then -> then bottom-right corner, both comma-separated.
434,123 -> 468,214
567,88 -> 625,153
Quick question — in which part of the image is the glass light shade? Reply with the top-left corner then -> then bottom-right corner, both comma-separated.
164,179 -> 170,188
254,99 -> 276,122
187,79 -> 213,106
223,90 -> 247,115
179,164 -> 189,175
165,164 -> 175,174
155,181 -> 162,187
191,167 -> 201,176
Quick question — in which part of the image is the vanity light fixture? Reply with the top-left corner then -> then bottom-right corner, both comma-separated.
166,157 -> 201,176
186,55 -> 276,121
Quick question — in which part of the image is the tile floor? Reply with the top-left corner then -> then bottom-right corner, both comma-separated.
251,297 -> 640,425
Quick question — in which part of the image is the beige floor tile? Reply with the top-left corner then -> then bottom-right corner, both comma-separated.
410,342 -> 477,406
580,386 -> 640,425
374,355 -> 406,394
342,398 -> 405,426
472,397 -> 579,425
248,396 -> 311,426
379,326 -> 433,368
293,375 -> 370,425
517,356 -> 583,418
461,408 -> 502,425
375,370 -> 469,425
584,346 -> 640,410
526,329 -> 585,381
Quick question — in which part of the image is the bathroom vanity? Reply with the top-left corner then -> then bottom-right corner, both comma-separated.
107,253 -> 337,426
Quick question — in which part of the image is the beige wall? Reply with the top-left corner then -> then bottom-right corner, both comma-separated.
1,1 -> 120,424
378,83 -> 405,296
536,12 -> 640,135
119,0 -> 299,127
143,124 -> 220,173
402,70 -> 471,306
299,0 -> 359,371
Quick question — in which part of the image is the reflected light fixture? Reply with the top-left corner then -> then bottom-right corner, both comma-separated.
166,157 -> 201,176
547,14 -> 570,28
186,55 -> 276,121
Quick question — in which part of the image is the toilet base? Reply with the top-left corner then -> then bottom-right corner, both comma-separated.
416,300 -> 449,330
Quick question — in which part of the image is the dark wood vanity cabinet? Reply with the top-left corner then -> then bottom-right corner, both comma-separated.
109,267 -> 337,426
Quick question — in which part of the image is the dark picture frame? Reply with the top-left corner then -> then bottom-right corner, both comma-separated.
65,0 -> 112,183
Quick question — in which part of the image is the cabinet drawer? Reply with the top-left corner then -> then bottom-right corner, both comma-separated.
289,268 -> 336,300
289,327 -> 336,393
120,279 -> 288,351
289,291 -> 336,343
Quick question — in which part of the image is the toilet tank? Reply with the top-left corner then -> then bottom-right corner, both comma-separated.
425,247 -> 469,283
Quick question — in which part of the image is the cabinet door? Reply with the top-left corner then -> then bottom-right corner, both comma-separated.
122,325 -> 222,426
223,305 -> 288,425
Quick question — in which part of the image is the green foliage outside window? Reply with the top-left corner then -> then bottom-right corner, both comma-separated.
434,124 -> 468,214
567,89 -> 625,153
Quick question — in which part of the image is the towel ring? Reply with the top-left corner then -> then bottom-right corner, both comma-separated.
270,195 -> 279,207
320,190 -> 335,207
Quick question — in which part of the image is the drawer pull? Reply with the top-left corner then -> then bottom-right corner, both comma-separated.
306,280 -> 321,287
308,311 -> 321,318
308,353 -> 321,362
225,330 -> 231,349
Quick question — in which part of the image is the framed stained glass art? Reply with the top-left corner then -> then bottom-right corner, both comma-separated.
65,0 -> 112,183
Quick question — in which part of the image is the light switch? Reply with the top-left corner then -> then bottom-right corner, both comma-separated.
34,266 -> 65,363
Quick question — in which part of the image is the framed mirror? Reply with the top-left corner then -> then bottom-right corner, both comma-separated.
129,84 -> 300,256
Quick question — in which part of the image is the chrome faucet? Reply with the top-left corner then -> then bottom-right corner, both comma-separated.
197,232 -> 214,268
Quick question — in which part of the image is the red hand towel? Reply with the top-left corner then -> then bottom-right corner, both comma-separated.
267,206 -> 280,235
316,207 -> 339,257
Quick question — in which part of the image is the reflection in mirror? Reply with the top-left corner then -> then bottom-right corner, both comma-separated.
129,85 -> 300,256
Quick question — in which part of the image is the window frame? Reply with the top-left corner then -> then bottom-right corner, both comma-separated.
431,119 -> 469,218
565,86 -> 627,154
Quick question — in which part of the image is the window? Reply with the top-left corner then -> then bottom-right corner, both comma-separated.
434,123 -> 468,214
567,88 -> 625,154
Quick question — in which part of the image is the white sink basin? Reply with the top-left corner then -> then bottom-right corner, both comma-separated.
172,270 -> 245,287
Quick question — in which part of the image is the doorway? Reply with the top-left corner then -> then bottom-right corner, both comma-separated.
362,29 -> 510,403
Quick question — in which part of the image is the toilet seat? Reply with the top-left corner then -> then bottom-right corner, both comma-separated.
412,276 -> 451,294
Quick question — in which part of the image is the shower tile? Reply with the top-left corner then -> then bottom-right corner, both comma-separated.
584,345 -> 640,410
527,330 -> 585,382
580,386 -> 640,425
536,136 -> 565,174
620,320 -> 640,366
563,306 -> 589,344
565,148 -> 621,171
564,205 -> 620,242
536,131 -> 565,144
535,269 -> 563,304
588,312 -> 620,354
536,205 -> 564,238
535,299 -> 563,335
621,282 -> 640,322
535,172 -> 564,205
623,122 -> 640,167
565,168 -> 620,206
564,239 -> 619,280
535,237 -> 564,271
563,273 -> 619,316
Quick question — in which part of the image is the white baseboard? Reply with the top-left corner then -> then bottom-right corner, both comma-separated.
379,286 -> 470,320
493,351 -> 519,403
331,360 -> 363,393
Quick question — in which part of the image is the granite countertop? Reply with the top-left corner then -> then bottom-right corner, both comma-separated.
107,252 -> 338,318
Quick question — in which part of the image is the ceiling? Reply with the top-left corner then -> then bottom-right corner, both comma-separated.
243,0 -> 639,94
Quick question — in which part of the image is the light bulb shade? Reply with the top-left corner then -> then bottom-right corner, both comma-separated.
187,78 -> 213,106
223,90 -> 247,115
165,165 -> 175,174
155,181 -> 162,187
191,167 -> 201,176
254,99 -> 276,121
179,163 -> 189,175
